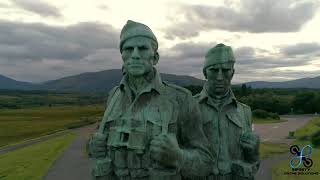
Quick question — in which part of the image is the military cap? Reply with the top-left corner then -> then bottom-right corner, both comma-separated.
203,43 -> 235,72
120,20 -> 158,51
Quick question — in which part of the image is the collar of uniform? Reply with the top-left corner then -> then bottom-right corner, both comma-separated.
198,82 -> 238,108
119,68 -> 164,95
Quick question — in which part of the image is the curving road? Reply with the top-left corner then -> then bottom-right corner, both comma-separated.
253,115 -> 314,144
254,115 -> 316,180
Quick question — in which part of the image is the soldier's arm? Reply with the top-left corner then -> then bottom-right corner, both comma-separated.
245,106 -> 260,174
177,94 -> 213,177
88,86 -> 118,158
235,105 -> 260,178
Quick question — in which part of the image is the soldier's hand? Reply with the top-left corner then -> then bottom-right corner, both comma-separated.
240,131 -> 259,162
88,132 -> 107,158
150,133 -> 184,167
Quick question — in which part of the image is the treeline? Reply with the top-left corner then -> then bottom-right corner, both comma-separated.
1,86 -> 320,114
0,90 -> 107,109
185,85 -> 320,115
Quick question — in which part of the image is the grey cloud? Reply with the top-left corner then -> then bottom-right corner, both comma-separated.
0,20 -> 121,82
12,0 -> 62,17
1,20 -> 318,83
0,20 -> 119,61
234,47 -> 255,59
165,0 -> 319,39
157,41 -> 319,82
160,42 -> 214,59
280,42 -> 320,56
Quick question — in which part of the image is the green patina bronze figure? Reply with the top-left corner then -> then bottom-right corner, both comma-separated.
88,20 -> 212,180
193,44 -> 260,180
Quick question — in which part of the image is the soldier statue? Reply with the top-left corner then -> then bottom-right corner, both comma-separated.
88,20 -> 212,180
194,44 -> 260,180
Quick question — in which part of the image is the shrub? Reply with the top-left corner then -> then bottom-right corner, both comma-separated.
253,109 -> 280,120
311,131 -> 320,148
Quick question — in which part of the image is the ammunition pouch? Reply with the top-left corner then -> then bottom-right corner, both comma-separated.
92,157 -> 112,177
231,160 -> 254,178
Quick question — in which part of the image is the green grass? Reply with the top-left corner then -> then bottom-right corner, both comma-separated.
293,117 -> 320,140
253,117 -> 287,124
272,117 -> 320,180
0,105 -> 104,147
0,132 -> 76,180
260,142 -> 289,159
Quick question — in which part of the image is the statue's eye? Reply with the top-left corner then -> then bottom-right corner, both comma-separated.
211,68 -> 219,72
124,47 -> 133,51
139,46 -> 148,50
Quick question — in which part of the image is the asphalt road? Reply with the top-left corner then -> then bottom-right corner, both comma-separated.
253,115 -> 314,144
43,124 -> 97,180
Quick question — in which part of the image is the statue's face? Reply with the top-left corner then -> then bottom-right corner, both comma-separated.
205,62 -> 234,96
121,36 -> 158,77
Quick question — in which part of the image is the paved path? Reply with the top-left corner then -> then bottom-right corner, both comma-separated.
253,115 -> 314,144
255,152 -> 291,180
44,124 -> 97,180
255,115 -> 317,180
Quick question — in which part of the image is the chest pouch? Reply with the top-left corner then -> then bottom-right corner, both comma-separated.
107,118 -> 147,154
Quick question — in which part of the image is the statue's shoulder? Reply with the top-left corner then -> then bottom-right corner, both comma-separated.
106,86 -> 120,103
236,101 -> 252,123
237,101 -> 251,112
108,86 -> 120,96
163,81 -> 192,97
193,93 -> 201,100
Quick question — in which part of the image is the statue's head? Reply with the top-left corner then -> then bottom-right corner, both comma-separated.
120,20 -> 159,77
203,43 -> 235,96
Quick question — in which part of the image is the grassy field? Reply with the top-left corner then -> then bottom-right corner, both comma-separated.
0,132 -> 76,180
0,90 -> 107,109
0,105 -> 104,147
260,142 -> 289,159
272,117 -> 320,180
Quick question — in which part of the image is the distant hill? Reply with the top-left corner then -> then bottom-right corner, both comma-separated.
41,69 -> 205,92
0,69 -> 205,92
1,70 -> 320,92
0,75 -> 37,90
243,76 -> 320,89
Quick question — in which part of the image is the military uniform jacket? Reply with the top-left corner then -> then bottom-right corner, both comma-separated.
90,71 -> 212,179
194,87 -> 259,179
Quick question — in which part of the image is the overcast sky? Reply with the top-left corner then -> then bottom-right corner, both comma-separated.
0,0 -> 319,83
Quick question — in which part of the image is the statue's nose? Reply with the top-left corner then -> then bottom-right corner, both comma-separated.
216,69 -> 223,80
131,47 -> 140,59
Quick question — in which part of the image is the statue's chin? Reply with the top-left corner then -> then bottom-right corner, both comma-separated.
127,68 -> 145,77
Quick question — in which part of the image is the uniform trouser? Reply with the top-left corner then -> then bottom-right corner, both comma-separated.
206,174 -> 253,180
92,172 -> 181,180
184,174 -> 254,180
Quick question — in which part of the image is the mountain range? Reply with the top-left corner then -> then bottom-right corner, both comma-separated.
0,69 -> 205,92
244,76 -> 320,89
1,69 -> 320,92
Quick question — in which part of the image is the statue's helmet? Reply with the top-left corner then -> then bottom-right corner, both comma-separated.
203,43 -> 235,76
120,20 -> 158,52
